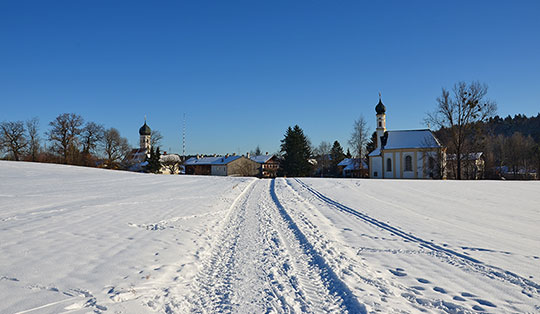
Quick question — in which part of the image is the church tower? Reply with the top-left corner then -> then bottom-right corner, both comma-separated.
139,119 -> 151,152
375,93 -> 386,148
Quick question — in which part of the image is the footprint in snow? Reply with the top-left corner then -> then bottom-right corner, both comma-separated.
417,278 -> 430,284
433,286 -> 447,294
472,305 -> 485,311
461,292 -> 477,297
475,299 -> 496,307
453,296 -> 466,301
388,268 -> 407,277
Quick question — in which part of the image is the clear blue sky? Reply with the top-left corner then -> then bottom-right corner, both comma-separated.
1,1 -> 539,155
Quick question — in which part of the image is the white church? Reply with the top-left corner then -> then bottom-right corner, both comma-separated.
368,96 -> 446,179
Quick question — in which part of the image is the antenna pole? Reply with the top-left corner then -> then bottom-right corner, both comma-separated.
182,113 -> 186,158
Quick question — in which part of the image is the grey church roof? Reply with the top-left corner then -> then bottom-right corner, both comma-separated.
368,129 -> 442,156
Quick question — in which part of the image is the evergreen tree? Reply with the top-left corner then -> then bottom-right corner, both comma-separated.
330,140 -> 345,176
145,146 -> 162,173
280,125 -> 312,177
345,148 -> 352,158
365,131 -> 378,155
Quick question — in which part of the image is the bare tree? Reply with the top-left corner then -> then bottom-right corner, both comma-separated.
81,122 -> 105,154
506,132 -> 536,176
0,121 -> 27,161
426,81 -> 496,179
314,141 -> 331,176
101,128 -> 131,168
48,113 -> 84,164
349,115 -> 370,158
79,122 -> 105,166
151,130 -> 163,148
420,137 -> 447,180
26,118 -> 40,162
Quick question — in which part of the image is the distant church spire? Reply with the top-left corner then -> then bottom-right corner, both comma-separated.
375,93 -> 387,149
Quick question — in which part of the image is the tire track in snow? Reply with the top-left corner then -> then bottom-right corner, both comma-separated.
293,178 -> 540,298
180,180 -> 366,313
269,179 -> 367,314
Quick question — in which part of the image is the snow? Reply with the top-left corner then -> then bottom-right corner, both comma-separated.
1,160 -> 539,313
159,154 -> 182,163
250,155 -> 274,164
383,129 -> 441,150
184,155 -> 242,165
369,129 -> 442,157
338,158 -> 368,170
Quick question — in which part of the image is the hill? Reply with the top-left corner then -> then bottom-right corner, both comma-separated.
1,161 -> 539,313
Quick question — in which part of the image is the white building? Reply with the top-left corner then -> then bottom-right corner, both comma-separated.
184,155 -> 259,176
368,96 -> 445,179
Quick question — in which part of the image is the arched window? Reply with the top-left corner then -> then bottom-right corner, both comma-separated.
386,158 -> 392,172
405,155 -> 413,172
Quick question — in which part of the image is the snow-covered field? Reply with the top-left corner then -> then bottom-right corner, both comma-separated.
1,161 -> 539,313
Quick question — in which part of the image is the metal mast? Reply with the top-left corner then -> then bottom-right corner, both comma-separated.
182,113 -> 186,158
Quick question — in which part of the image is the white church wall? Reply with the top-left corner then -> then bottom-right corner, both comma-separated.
394,152 -> 402,179
383,152 -> 395,179
402,152 -> 415,179
417,152 -> 424,179
370,157 -> 382,178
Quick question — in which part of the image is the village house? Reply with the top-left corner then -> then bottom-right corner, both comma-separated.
250,153 -> 280,178
184,154 -> 259,176
337,158 -> 369,178
368,96 -> 446,179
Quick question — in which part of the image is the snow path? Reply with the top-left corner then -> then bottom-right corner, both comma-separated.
177,179 -> 365,313
285,178 -> 540,313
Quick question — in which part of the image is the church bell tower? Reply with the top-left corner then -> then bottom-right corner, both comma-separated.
375,93 -> 386,148
139,119 -> 151,152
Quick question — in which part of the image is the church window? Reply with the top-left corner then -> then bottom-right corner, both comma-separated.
379,121 -> 382,127
386,158 -> 392,172
405,155 -> 412,171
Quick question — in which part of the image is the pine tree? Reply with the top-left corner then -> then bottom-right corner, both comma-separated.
144,146 -> 162,173
366,131 -> 378,156
280,125 -> 312,177
330,140 -> 345,176
345,148 -> 352,158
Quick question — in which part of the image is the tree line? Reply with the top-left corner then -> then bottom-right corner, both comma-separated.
3,82 -> 539,179
279,81 -> 540,180
427,81 -> 540,179
0,113 -> 139,169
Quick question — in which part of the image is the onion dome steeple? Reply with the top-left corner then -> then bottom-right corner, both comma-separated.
139,120 -> 151,136
375,92 -> 386,115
